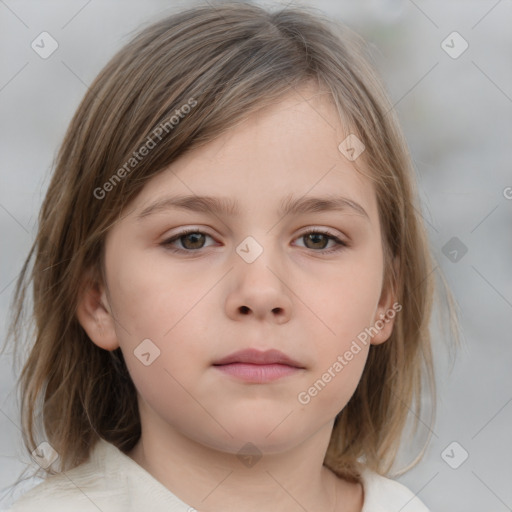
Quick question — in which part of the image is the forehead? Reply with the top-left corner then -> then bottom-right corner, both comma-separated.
126,85 -> 378,225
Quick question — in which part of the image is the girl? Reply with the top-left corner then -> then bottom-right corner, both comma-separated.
3,2 -> 458,510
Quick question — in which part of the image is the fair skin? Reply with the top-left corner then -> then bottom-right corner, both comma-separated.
77,85 -> 396,512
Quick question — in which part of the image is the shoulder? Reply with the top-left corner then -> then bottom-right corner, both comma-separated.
359,468 -> 430,512
5,438 -> 190,512
7,439 -> 134,512
6,439 -> 120,512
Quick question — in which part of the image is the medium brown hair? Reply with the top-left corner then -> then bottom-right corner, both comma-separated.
4,0 -> 459,486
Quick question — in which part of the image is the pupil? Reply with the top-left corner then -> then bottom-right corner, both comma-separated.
184,233 -> 204,249
308,233 -> 326,249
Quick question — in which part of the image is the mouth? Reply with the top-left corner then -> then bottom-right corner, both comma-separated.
212,348 -> 305,383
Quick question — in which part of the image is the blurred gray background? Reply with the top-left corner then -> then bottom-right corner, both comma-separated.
1,1 -> 511,510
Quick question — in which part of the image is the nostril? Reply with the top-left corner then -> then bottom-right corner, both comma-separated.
240,306 -> 250,314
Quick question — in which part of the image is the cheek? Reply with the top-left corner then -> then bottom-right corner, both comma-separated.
306,250 -> 384,351
291,252 -> 382,418
298,345 -> 369,401
297,280 -> 374,419
106,251 -> 213,385
106,248 -> 210,340
122,353 -> 225,449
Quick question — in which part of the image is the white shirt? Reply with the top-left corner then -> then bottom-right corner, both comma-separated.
6,438 -> 429,511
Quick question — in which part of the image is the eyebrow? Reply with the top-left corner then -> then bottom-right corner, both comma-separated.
136,193 -> 370,221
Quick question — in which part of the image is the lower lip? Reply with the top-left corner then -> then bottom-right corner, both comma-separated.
213,363 -> 301,383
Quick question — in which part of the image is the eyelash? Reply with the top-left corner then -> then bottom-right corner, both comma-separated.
161,228 -> 348,255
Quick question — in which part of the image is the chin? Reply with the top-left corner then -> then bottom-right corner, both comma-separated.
209,435 -> 302,458
203,419 -> 311,456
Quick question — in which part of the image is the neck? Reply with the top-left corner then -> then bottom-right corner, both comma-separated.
127,404 -> 363,511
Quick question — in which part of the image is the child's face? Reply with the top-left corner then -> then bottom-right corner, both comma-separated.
82,85 -> 396,455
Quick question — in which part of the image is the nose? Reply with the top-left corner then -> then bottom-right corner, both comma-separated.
224,243 -> 293,324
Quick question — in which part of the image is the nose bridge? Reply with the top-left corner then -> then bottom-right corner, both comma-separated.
226,231 -> 292,321
235,232 -> 282,286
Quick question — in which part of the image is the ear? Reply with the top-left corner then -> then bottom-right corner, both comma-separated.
76,267 -> 119,351
370,256 -> 400,346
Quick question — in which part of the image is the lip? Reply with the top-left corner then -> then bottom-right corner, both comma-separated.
212,349 -> 305,383
213,348 -> 304,368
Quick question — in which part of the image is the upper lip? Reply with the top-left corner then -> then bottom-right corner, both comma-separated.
213,349 -> 304,368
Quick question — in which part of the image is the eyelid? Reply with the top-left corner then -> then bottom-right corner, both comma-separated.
296,225 -> 345,239
162,225 -> 346,240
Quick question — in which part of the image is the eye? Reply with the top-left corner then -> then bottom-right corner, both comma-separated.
161,228 -> 348,255
161,229 -> 216,253
293,229 -> 348,254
